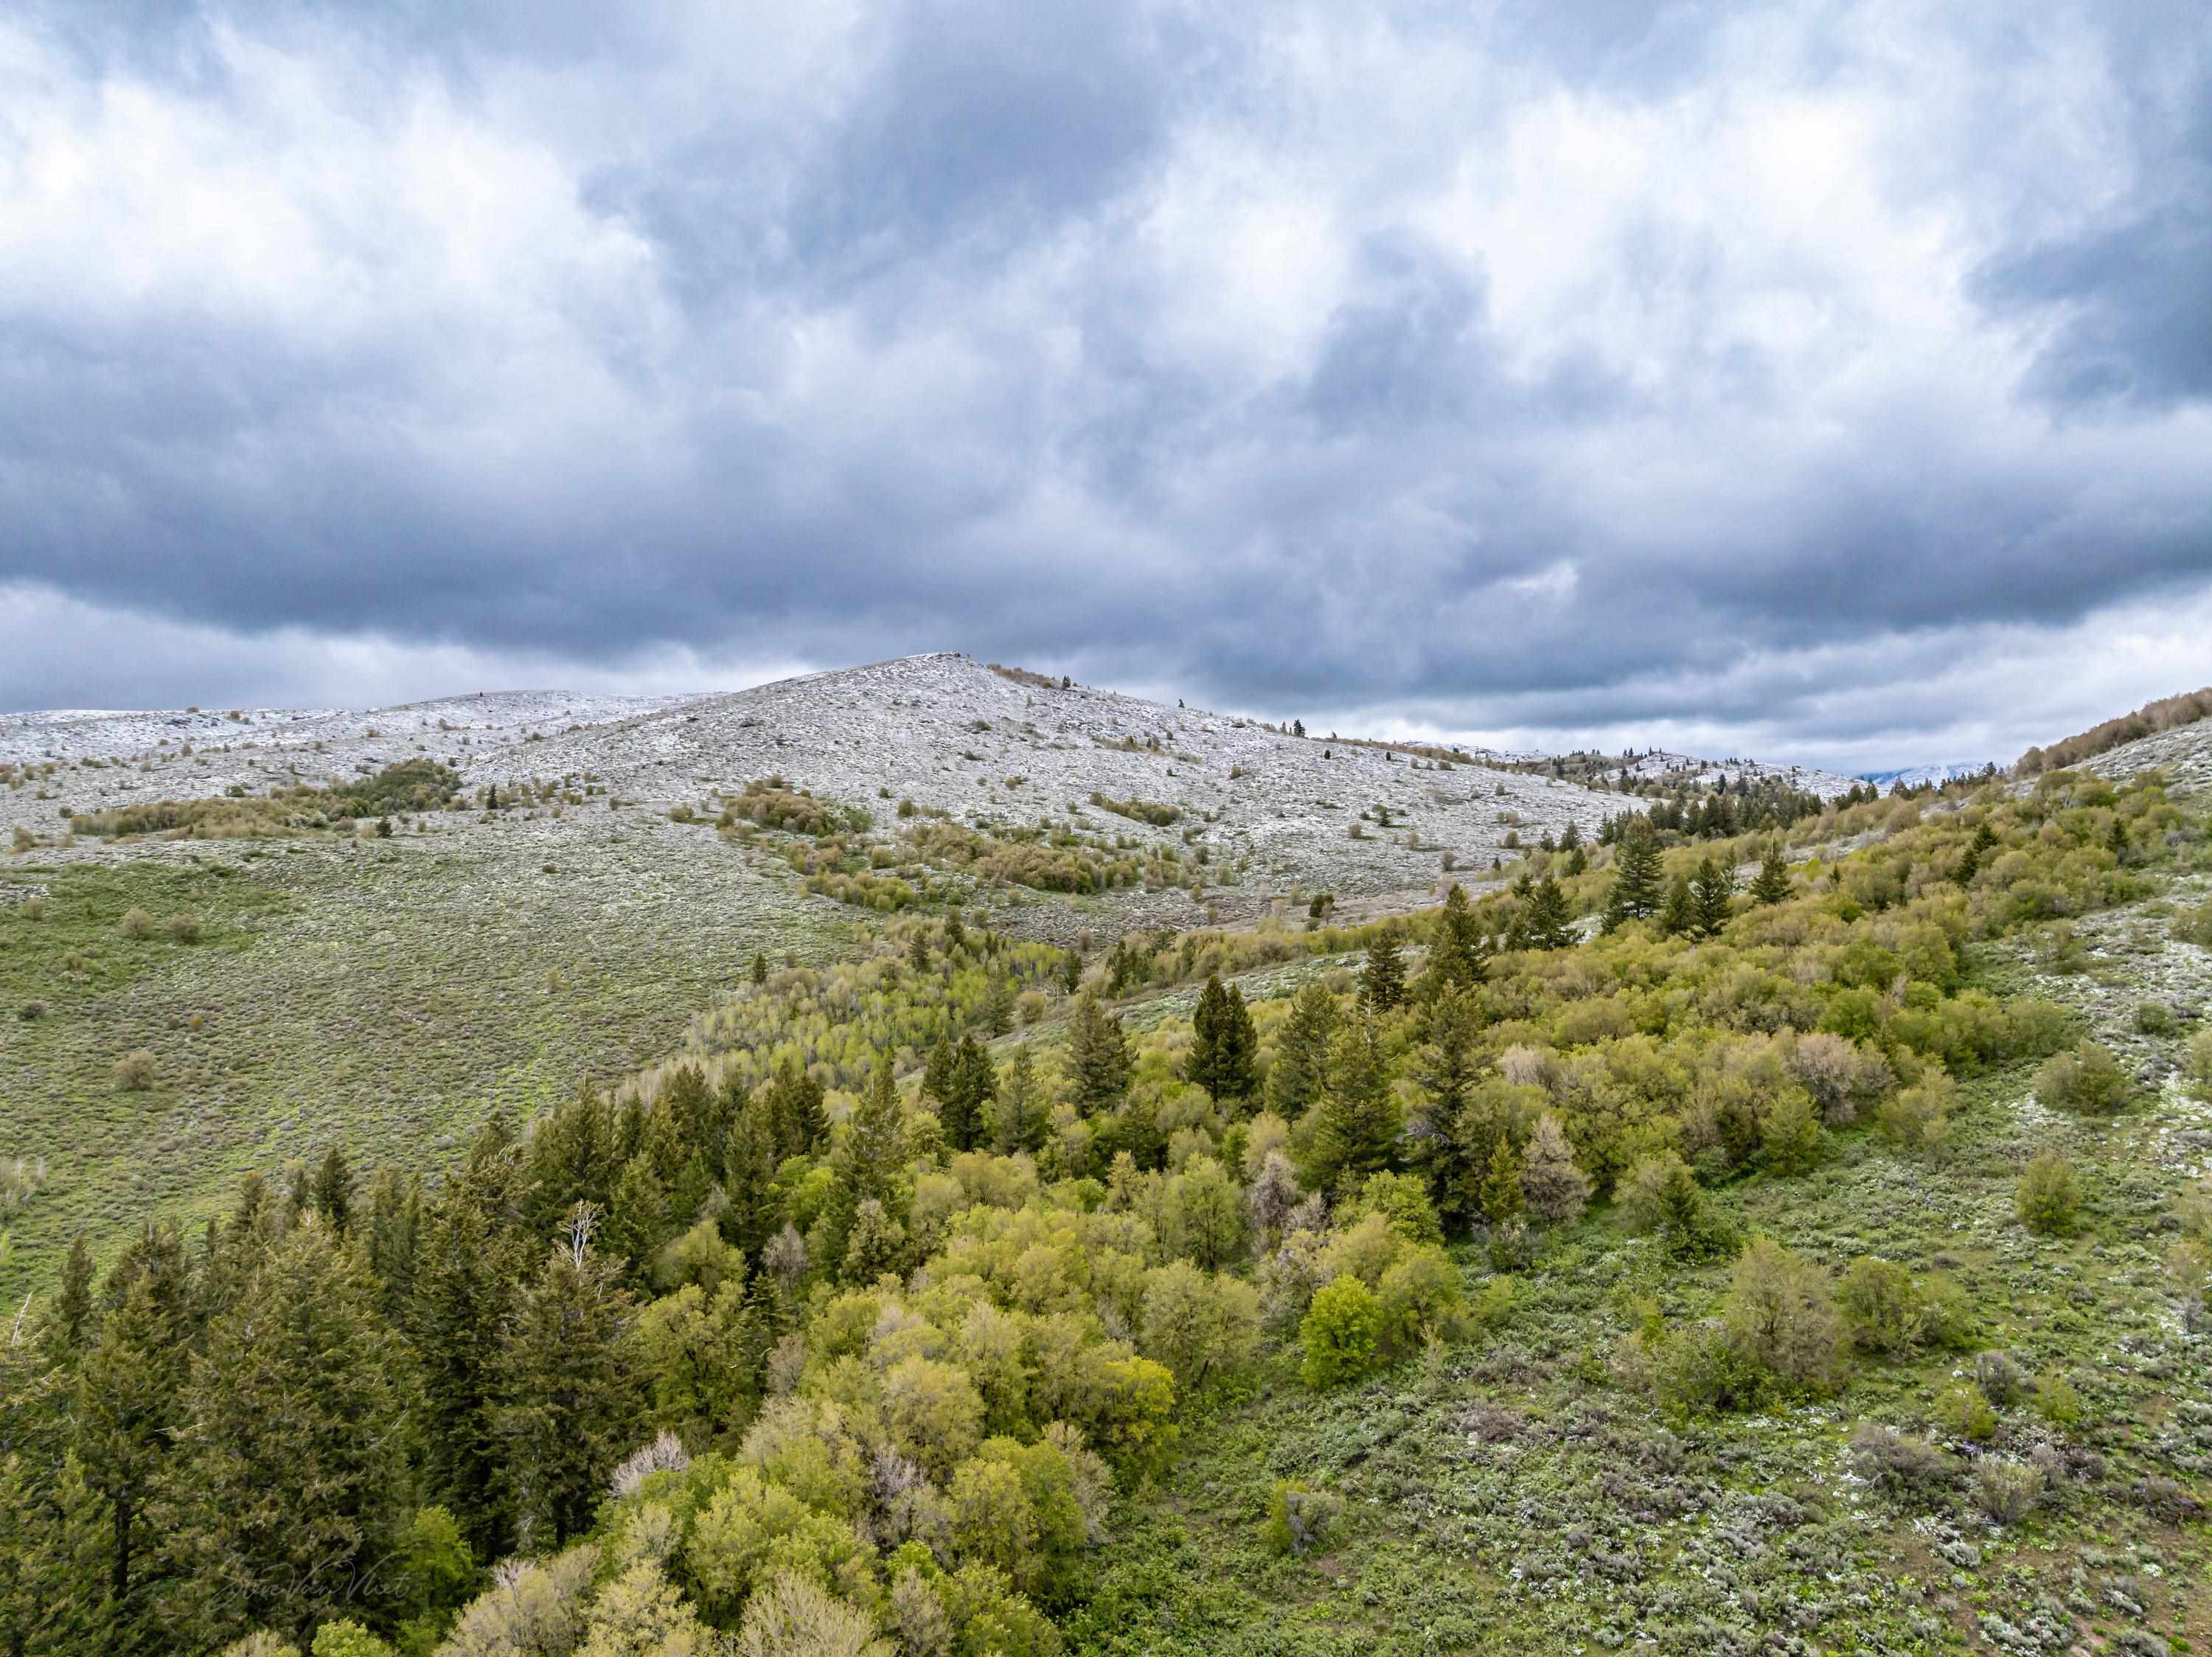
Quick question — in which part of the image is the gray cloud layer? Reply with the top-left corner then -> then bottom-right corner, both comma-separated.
1,0 -> 2208,768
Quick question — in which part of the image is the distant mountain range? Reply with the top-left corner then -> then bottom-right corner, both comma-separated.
1856,761 -> 1997,789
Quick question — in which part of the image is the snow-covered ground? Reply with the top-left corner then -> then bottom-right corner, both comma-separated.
1858,762 -> 1998,790
1587,748 -> 1863,800
4,653 -> 1956,906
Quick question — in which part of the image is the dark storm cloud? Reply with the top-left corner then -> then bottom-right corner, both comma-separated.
1,0 -> 2208,765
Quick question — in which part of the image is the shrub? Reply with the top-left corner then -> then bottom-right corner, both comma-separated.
1848,1421 -> 1958,1500
2171,898 -> 2212,946
166,912 -> 202,944
1757,1088 -> 1823,1175
1300,1275 -> 1383,1388
1837,1257 -> 1924,1356
1917,1274 -> 1980,1352
113,1049 -> 159,1091
1722,1236 -> 1844,1394
119,906 -> 156,939
2017,1152 -> 2082,1237
1933,1381 -> 1998,1443
1650,1321 -> 1770,1417
2033,1370 -> 2084,1429
1971,1458 -> 2047,1526
2135,1000 -> 2180,1037
2034,1041 -> 2130,1115
2186,1028 -> 2212,1098
1263,1479 -> 1343,1557
1972,1349 -> 2030,1408
1876,1073 -> 1956,1161
1618,1152 -> 1736,1259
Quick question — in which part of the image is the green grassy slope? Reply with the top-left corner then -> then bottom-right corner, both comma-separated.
0,831 -> 844,1296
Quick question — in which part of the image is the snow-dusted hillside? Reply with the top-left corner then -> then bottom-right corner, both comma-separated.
1859,762 -> 1997,791
2080,715 -> 2212,794
1575,748 -> 1863,801
0,656 -> 1635,907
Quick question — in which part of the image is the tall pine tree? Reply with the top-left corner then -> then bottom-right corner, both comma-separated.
1360,934 -> 1407,1011
1067,993 -> 1132,1114
1302,1021 -> 1402,1193
1602,819 -> 1663,931
493,1204 -> 638,1551
163,1217 -> 406,1648
1184,974 -> 1258,1102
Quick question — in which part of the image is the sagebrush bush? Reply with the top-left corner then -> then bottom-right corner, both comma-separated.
166,912 -> 203,944
1972,1457 -> 2047,1525
2171,898 -> 2212,947
1848,1421 -> 1958,1498
1262,1479 -> 1343,1557
2186,1028 -> 2212,1098
119,906 -> 156,939
112,1049 -> 159,1091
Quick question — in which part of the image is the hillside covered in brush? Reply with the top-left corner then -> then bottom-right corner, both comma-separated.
4,681 -> 2211,1656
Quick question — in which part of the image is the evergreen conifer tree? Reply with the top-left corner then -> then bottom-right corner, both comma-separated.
1690,855 -> 1733,936
1185,974 -> 1258,1102
1360,934 -> 1407,1011
1478,1136 -> 1525,1227
1750,841 -> 1791,905
992,1046 -> 1046,1156
921,1034 -> 959,1112
843,1064 -> 910,1212
1265,982 -> 1339,1119
1304,1021 -> 1402,1193
310,1147 -> 355,1237
1408,988 -> 1485,1227
1601,819 -> 1663,931
493,1204 -> 637,1550
1426,884 -> 1488,993
1658,871 -> 1695,937
1522,875 -> 1574,951
164,1217 -> 406,1647
1067,993 -> 1131,1114
943,1035 -> 995,1152
77,1225 -> 192,1631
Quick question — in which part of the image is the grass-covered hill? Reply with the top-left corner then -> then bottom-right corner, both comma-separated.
3,697 -> 2208,1657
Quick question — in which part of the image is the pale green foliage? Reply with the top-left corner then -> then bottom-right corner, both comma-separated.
436,1546 -> 596,1657
1138,1260 -> 1260,1392
733,1569 -> 891,1657
1300,1274 -> 1383,1388
1722,1237 -> 1844,1394
2034,1041 -> 2131,1115
311,1622 -> 395,1657
2017,1151 -> 2082,1236
1835,1257 -> 1923,1355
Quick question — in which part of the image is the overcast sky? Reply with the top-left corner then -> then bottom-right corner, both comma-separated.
1,1 -> 2206,771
